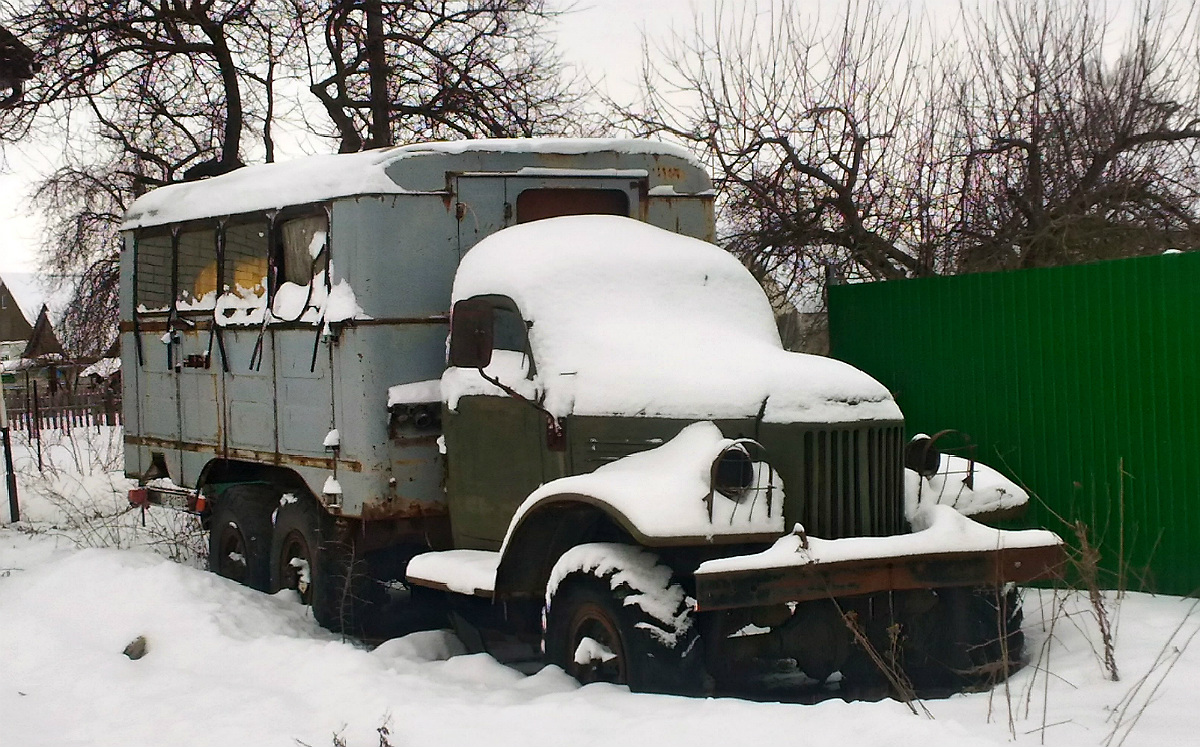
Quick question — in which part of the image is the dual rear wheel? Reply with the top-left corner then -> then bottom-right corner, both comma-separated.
207,486 -> 365,633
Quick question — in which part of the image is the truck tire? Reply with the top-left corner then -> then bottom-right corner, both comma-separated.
270,496 -> 366,634
208,485 -> 275,592
896,585 -> 1026,695
542,544 -> 704,695
963,584 -> 1025,681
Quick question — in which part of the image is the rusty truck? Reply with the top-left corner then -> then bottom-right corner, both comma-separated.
122,138 -> 1062,697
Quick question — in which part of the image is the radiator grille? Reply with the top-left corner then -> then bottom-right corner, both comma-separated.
797,425 -> 905,539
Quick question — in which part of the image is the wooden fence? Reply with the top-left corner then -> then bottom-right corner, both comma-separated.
2,385 -> 121,433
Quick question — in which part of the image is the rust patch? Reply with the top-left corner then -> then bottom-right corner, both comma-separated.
125,435 -> 363,472
653,165 -> 685,183
359,495 -> 449,522
694,543 -> 1067,611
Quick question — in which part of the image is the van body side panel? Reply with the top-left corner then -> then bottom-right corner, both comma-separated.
322,196 -> 459,518
120,145 -> 714,525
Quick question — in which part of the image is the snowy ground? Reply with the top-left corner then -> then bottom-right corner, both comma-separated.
2,427 -> 1199,747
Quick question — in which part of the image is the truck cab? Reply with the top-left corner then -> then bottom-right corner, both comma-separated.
407,215 -> 1063,695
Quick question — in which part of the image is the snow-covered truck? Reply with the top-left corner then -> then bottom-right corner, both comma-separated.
121,139 -> 1063,697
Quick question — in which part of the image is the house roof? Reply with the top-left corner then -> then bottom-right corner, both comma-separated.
23,305 -> 63,358
0,272 -> 75,327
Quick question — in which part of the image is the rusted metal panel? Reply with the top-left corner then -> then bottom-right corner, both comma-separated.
123,434 -> 363,472
515,188 -> 629,223
358,495 -> 449,521
693,543 -> 1066,611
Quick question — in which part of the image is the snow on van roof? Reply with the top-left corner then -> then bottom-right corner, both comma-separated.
122,138 -> 702,230
447,215 -> 901,424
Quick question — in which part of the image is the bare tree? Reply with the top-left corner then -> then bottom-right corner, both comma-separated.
619,0 -> 952,309
950,0 -> 1200,271
26,161 -> 136,358
622,0 -> 1200,309
4,0 -> 587,356
0,1 -> 303,356
0,23 -> 39,109
2,1 -> 287,178
299,0 -> 588,152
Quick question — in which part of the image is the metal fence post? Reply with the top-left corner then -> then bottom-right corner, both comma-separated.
1,392 -> 18,523
31,380 -> 42,473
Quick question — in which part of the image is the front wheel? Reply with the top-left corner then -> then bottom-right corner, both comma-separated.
542,543 -> 704,695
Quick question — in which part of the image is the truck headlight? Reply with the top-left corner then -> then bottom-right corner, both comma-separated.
714,443 -> 755,500
706,439 -> 779,525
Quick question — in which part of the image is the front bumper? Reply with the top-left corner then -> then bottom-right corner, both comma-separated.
694,542 -> 1064,611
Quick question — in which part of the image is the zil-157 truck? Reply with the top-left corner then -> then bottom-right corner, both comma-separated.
122,138 -> 1062,697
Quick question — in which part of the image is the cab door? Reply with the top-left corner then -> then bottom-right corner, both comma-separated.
442,296 -> 557,551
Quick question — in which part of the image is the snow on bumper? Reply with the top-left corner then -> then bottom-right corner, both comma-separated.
693,505 -> 1065,611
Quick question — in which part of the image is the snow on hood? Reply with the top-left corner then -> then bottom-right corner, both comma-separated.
449,216 -> 900,424
122,139 -> 702,230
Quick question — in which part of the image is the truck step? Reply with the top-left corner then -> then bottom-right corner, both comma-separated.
406,549 -> 498,598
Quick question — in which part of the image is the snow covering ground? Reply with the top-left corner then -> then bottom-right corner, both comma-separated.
3,428 -> 1200,747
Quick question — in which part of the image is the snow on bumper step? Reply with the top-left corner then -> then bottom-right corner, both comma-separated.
693,505 -> 1066,611
406,549 -> 499,598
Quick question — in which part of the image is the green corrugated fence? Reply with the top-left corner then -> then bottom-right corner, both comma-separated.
829,252 -> 1200,596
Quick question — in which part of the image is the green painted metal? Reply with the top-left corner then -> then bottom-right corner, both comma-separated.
829,252 -> 1200,596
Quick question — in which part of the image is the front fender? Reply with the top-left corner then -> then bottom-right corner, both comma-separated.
493,491 -> 781,600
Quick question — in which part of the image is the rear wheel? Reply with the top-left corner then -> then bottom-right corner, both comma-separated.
270,496 -> 364,634
542,543 -> 704,695
207,485 -> 275,592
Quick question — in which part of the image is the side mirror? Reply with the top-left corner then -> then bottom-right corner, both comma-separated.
449,298 -> 494,368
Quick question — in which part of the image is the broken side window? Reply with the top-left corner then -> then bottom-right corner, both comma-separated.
135,233 -> 173,313
176,227 -> 217,309
278,214 -> 326,286
224,220 -> 270,302
491,298 -> 535,377
493,305 -> 527,354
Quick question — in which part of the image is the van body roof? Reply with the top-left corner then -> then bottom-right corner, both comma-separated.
122,138 -> 707,231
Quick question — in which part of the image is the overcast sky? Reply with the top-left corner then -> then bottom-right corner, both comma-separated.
0,0 -> 967,273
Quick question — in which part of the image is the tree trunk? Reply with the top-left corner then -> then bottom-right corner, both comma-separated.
365,0 -> 390,148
